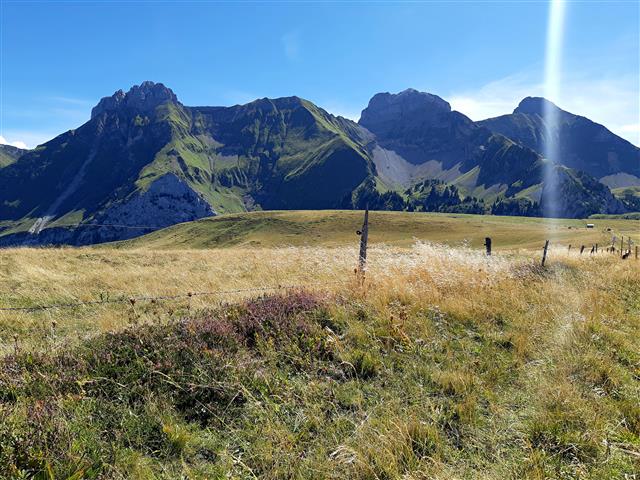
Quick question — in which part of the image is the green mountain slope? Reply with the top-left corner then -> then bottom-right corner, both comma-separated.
0,84 -> 627,246
0,144 -> 27,168
0,82 -> 374,246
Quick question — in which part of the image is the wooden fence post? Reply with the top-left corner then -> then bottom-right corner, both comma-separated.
357,208 -> 369,283
595,243 -> 598,253
590,245 -> 595,255
620,236 -> 624,257
484,237 -> 492,256
568,244 -> 572,253
541,240 -> 549,267
580,245 -> 585,255
636,246 -> 638,260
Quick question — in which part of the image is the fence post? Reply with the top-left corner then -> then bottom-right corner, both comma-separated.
636,246 -> 638,260
357,208 -> 369,283
620,236 -> 624,257
595,243 -> 598,253
484,237 -> 492,256
541,240 -> 549,267
568,244 -> 572,253
580,245 -> 585,255
590,245 -> 595,255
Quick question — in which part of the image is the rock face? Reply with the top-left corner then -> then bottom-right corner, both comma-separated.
99,173 -> 214,225
358,89 -> 544,192
479,97 -> 640,183
359,89 -> 453,141
0,174 -> 215,247
91,81 -> 179,119
359,89 -> 478,167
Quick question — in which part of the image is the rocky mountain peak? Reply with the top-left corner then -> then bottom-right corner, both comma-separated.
362,89 -> 451,117
91,81 -> 179,119
514,96 -> 563,116
359,89 -> 453,135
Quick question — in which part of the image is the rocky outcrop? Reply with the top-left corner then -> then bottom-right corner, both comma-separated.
91,81 -> 179,119
359,89 -> 453,139
94,173 -> 214,232
0,174 -> 215,247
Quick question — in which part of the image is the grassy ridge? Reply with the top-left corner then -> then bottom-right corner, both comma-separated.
1,246 -> 639,478
119,210 -> 640,250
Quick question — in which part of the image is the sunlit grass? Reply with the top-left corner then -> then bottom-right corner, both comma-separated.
0,240 -> 638,478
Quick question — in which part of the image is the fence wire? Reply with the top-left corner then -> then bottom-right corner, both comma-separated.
0,281 -> 350,313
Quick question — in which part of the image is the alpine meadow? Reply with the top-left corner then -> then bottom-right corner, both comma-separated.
0,1 -> 639,479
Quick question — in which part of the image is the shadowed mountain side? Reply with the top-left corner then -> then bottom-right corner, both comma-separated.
479,97 -> 640,184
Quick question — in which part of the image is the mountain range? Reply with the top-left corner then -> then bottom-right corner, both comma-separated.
479,97 -> 640,186
0,81 -> 637,246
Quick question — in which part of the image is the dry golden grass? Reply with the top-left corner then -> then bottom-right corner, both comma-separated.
0,242 -> 637,353
1,239 -> 638,478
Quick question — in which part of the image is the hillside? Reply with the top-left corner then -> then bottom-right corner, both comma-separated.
479,97 -> 640,186
0,144 -> 27,168
612,185 -> 640,212
119,210 -> 640,250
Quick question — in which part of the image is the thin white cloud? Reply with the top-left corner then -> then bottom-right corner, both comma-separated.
449,70 -> 640,146
1,130 -> 59,149
281,31 -> 301,61
0,135 -> 28,149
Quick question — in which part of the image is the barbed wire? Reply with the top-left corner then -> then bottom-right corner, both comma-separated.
0,280 -> 350,313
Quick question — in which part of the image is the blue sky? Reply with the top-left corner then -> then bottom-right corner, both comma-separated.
1,0 -> 638,148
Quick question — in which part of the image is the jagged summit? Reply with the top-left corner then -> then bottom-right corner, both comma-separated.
91,81 -> 178,119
